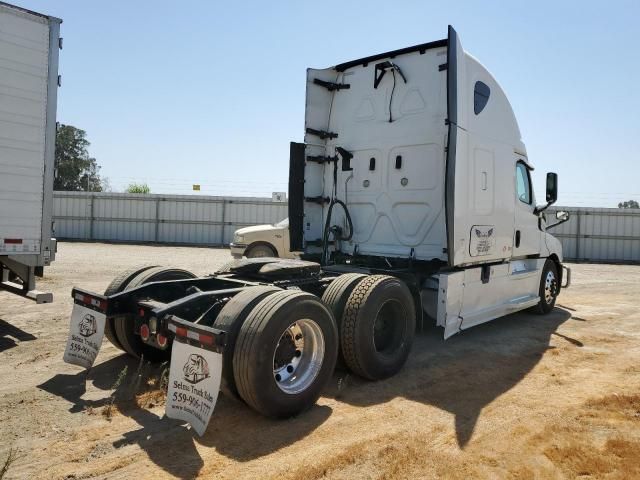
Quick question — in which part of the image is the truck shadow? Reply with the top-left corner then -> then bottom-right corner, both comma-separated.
37,307 -> 573,477
325,307 -> 574,447
38,354 -> 332,479
0,318 -> 37,353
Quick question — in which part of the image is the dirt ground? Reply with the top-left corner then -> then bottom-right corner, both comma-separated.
0,242 -> 639,480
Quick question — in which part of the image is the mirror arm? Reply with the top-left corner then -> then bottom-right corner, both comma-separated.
534,201 -> 553,215
546,212 -> 570,230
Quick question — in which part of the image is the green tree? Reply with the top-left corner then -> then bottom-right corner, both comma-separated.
54,124 -> 105,191
618,200 -> 639,209
125,183 -> 150,194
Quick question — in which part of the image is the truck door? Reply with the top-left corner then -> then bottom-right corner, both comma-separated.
513,160 -> 541,257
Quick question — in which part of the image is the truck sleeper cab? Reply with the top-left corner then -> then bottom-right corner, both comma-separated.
67,27 -> 569,423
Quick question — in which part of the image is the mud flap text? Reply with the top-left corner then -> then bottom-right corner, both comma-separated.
63,304 -> 106,369
165,337 -> 222,436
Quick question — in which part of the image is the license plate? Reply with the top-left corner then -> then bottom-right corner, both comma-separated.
165,337 -> 222,436
63,303 -> 106,369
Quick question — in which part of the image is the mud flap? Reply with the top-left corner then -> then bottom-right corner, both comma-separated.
63,303 -> 106,369
165,318 -> 225,436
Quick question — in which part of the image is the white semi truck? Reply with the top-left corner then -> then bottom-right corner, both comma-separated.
0,2 -> 61,302
67,27 -> 570,424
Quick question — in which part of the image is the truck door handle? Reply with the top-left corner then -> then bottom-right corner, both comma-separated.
515,230 -> 521,248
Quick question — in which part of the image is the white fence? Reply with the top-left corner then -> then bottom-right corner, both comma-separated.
548,207 -> 640,263
52,193 -> 640,263
53,192 -> 288,246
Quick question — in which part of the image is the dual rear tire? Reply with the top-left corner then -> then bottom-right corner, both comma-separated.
103,266 -> 196,362
324,274 -> 416,380
103,266 -> 416,417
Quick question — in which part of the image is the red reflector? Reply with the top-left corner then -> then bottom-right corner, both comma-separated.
175,327 -> 188,338
199,334 -> 214,345
157,333 -> 168,347
4,239 -> 22,244
140,324 -> 150,341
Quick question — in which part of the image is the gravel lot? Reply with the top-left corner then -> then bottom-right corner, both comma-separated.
0,242 -> 639,479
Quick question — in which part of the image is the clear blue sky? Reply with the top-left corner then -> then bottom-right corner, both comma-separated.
16,0 -> 640,206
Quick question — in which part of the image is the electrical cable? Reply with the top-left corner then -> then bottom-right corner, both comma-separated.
389,68 -> 396,122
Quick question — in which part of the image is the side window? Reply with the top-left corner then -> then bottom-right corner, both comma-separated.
515,162 -> 532,204
474,81 -> 490,114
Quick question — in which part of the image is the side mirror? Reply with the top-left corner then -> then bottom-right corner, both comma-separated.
546,209 -> 570,230
546,172 -> 558,204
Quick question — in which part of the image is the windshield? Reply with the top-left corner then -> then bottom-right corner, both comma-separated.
275,218 -> 289,228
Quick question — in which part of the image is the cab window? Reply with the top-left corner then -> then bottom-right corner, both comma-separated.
515,162 -> 532,204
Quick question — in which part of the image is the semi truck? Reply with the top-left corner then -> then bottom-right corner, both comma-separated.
67,26 -> 570,425
0,2 -> 61,303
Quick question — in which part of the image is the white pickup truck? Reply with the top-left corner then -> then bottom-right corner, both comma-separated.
230,218 -> 296,259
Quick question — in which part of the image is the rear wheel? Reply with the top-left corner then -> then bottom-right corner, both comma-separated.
341,275 -> 416,380
321,273 -> 367,366
103,265 -> 158,352
113,266 -> 196,362
233,290 -> 338,417
533,259 -> 559,314
245,243 -> 277,258
213,286 -> 282,399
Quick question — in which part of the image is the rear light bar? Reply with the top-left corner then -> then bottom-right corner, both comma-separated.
167,316 -> 226,353
3,238 -> 23,244
72,289 -> 108,313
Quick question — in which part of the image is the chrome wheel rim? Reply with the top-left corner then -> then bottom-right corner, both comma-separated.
273,319 -> 325,395
544,270 -> 557,304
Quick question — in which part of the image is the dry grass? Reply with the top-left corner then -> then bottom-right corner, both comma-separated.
585,393 -> 640,416
539,393 -> 640,479
280,432 -> 479,480
544,438 -> 640,478
0,448 -> 18,480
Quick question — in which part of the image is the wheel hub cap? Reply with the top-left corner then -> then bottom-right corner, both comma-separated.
273,319 -> 325,395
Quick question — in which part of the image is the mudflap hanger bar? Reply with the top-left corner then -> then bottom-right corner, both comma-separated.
72,288 -> 109,314
168,316 -> 226,354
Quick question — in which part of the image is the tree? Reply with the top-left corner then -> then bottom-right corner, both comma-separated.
618,200 -> 639,209
54,124 -> 105,191
125,183 -> 150,194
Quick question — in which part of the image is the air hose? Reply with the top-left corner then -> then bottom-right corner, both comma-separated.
321,154 -> 354,265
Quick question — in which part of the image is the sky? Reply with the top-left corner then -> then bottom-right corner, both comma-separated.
14,0 -> 640,206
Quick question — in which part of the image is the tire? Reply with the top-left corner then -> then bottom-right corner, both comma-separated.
245,243 -> 277,258
103,265 -> 159,352
532,259 -> 559,315
233,290 -> 338,417
213,286 -> 282,399
113,266 -> 196,362
321,273 -> 367,366
341,275 -> 416,380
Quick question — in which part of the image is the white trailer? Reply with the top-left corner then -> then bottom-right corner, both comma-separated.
65,26 -> 571,430
0,2 -> 61,302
